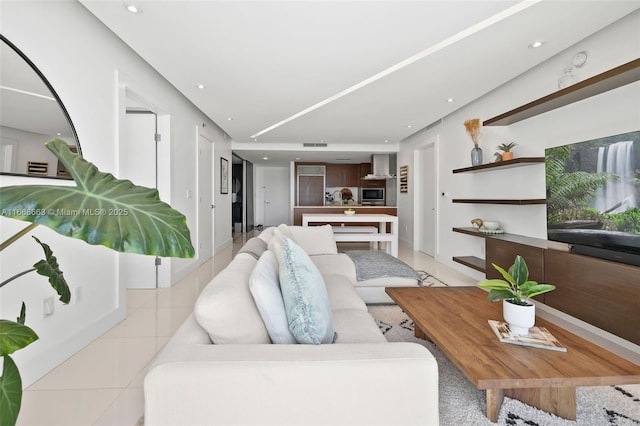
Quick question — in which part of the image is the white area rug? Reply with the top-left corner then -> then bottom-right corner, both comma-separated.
368,304 -> 640,426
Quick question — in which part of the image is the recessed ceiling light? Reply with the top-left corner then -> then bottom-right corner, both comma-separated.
447,98 -> 455,103
529,40 -> 545,49
124,3 -> 141,13
384,140 -> 389,143
263,157 -> 269,160
406,124 -> 413,128
56,132 -> 62,136
226,117 -> 233,121
253,138 -> 258,142
197,84 -> 206,89
295,157 -> 301,160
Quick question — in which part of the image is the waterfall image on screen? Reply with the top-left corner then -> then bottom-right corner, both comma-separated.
595,140 -> 637,214
545,130 -> 640,264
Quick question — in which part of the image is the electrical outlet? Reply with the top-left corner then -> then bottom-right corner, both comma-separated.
43,296 -> 55,317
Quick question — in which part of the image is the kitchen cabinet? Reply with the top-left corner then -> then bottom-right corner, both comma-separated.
326,164 -> 360,187
296,163 -> 325,206
359,162 -> 385,188
297,175 -> 324,206
360,163 -> 371,178
361,179 -> 386,188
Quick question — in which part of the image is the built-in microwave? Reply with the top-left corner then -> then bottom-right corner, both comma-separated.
361,188 -> 385,205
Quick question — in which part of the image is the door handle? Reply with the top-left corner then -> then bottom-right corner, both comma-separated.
211,204 -> 215,209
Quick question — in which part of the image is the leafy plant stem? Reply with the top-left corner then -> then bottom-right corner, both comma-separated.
0,223 -> 38,252
0,269 -> 36,289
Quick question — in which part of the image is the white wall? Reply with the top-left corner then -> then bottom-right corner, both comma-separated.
400,10 -> 640,282
0,1 -> 231,387
0,126 -> 75,176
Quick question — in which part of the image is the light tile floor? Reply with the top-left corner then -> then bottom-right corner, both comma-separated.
16,232 -> 476,425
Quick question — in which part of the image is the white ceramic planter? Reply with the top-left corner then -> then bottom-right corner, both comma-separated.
503,300 -> 535,336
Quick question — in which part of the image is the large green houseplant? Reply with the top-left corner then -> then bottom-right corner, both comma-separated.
0,139 -> 195,426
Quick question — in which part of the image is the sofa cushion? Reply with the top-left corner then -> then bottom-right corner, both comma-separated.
249,251 -> 297,344
276,224 -> 338,255
194,254 -> 271,344
311,253 -> 357,282
332,309 -> 387,344
237,237 -> 268,260
257,226 -> 276,244
274,236 -> 336,344
323,274 -> 367,311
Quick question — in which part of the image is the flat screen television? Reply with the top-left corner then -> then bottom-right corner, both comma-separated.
545,130 -> 640,267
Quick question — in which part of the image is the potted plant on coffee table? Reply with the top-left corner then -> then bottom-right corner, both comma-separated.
477,255 -> 555,335
0,139 -> 195,426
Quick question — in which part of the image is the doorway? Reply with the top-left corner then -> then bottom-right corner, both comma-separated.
198,132 -> 215,262
259,166 -> 290,227
415,140 -> 437,256
119,109 -> 159,289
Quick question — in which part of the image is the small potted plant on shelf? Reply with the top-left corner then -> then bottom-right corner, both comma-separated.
477,255 -> 555,335
497,142 -> 517,161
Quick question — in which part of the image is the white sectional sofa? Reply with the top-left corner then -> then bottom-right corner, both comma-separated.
144,225 -> 438,425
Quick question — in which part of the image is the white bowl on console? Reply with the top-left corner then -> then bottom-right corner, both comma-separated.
344,210 -> 355,216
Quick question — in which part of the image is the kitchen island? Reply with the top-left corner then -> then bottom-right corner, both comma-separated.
293,205 -> 397,226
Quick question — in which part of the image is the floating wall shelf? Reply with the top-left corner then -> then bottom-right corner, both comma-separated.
452,256 -> 485,273
483,58 -> 640,126
452,199 -> 546,205
453,157 -> 545,174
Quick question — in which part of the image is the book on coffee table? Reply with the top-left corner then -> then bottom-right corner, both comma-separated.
488,320 -> 567,352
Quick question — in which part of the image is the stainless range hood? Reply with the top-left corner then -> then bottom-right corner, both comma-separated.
364,154 -> 396,179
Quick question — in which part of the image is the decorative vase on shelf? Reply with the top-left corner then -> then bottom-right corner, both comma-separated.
503,300 -> 535,336
471,144 -> 483,166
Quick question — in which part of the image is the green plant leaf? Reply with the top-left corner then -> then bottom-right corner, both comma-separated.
0,320 -> 38,356
31,236 -> 71,304
487,289 -> 515,303
509,255 -> 529,286
492,263 -> 515,286
0,355 -> 22,426
477,279 -> 511,290
524,284 -> 557,299
0,139 -> 194,258
16,304 -> 25,326
518,280 -> 539,293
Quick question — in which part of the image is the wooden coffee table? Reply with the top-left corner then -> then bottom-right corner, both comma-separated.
386,286 -> 640,422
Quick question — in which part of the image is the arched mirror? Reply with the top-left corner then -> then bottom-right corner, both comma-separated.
0,35 -> 80,179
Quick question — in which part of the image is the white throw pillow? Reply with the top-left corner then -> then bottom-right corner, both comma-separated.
276,224 -> 337,255
194,255 -> 271,344
275,236 -> 336,344
249,251 -> 297,344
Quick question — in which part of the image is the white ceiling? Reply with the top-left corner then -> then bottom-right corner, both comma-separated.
0,39 -> 75,139
79,1 -> 639,166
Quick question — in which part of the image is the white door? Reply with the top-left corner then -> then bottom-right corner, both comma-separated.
198,133 -> 214,261
419,144 -> 436,256
119,111 -> 158,288
261,167 -> 290,226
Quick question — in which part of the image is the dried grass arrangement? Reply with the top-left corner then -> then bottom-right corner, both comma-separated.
464,118 -> 481,146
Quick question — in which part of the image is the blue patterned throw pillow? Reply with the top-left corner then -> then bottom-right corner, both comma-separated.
276,236 -> 336,344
